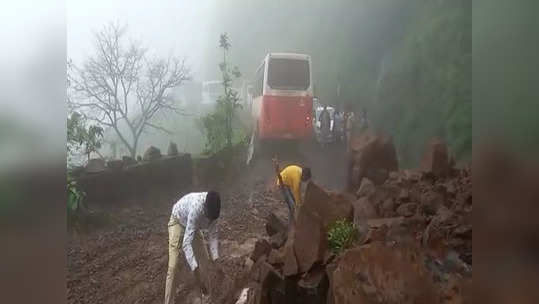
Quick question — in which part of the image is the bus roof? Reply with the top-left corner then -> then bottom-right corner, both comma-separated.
266,53 -> 310,60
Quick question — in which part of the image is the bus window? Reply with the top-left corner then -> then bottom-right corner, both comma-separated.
267,58 -> 310,90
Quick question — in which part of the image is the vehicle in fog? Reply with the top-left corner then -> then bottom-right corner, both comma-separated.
250,53 -> 313,141
201,80 -> 223,105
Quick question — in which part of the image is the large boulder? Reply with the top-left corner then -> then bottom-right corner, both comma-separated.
356,177 -> 375,198
293,207 -> 328,273
420,138 -> 450,178
143,146 -> 162,161
331,242 -> 437,304
265,212 -> 287,237
167,141 -> 179,156
282,240 -> 299,276
303,182 -> 354,228
348,129 -> 398,189
352,197 -> 377,235
250,239 -> 271,262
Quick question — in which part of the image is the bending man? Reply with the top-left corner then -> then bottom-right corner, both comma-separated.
164,191 -> 221,304
275,163 -> 312,224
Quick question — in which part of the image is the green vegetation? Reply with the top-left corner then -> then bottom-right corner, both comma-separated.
200,33 -> 245,154
67,111 -> 104,163
67,174 -> 86,216
327,219 -> 358,254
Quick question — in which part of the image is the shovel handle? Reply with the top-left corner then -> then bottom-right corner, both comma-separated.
272,157 -> 284,186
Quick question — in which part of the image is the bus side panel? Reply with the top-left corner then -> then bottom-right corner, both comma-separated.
258,95 -> 313,139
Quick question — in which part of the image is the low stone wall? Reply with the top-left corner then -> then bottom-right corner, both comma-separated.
75,154 -> 193,203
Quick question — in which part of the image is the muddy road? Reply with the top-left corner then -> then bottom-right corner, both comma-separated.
67,141 -> 348,304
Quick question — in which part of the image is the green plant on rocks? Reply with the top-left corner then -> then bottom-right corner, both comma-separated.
327,219 -> 358,254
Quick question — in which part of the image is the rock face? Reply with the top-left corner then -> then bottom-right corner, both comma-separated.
250,239 -> 271,262
293,207 -> 327,273
237,160 -> 472,304
265,212 -> 286,237
420,138 -> 450,178
347,129 -> 399,189
303,182 -> 354,228
167,142 -> 179,156
352,197 -> 377,234
143,146 -> 161,161
331,242 -> 437,304
396,202 -> 417,217
356,177 -> 376,198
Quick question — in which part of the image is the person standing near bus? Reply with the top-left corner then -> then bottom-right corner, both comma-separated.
333,109 -> 345,143
164,191 -> 221,304
358,108 -> 370,131
319,105 -> 331,142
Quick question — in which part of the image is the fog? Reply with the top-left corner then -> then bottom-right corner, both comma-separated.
65,0 -> 472,165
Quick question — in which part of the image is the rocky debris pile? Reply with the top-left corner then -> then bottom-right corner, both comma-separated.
235,138 -> 471,304
347,129 -> 399,189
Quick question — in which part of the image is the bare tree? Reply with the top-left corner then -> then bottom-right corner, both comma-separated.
68,22 -> 190,158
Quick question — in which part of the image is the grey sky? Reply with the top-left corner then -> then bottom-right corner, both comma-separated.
67,0 -> 215,80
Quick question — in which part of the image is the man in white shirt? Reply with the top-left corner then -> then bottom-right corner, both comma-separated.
164,191 -> 221,304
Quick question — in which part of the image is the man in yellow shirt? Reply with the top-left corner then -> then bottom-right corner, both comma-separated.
277,165 -> 311,206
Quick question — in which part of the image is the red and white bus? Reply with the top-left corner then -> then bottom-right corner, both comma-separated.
251,53 -> 313,141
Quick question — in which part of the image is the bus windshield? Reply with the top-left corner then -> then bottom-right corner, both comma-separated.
267,58 -> 310,90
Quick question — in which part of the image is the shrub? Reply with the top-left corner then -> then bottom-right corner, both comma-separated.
327,219 -> 358,254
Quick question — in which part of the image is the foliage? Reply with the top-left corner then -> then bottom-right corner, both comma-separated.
200,33 -> 243,154
327,219 -> 358,254
68,22 -> 190,158
67,111 -> 104,162
67,173 -> 86,216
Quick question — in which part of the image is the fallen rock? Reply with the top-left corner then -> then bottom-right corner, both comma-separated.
297,265 -> 329,303
269,231 -> 287,249
420,191 -> 445,216
367,217 -> 404,229
348,129 -> 399,188
356,178 -> 375,198
293,207 -> 327,273
143,146 -> 161,161
381,198 -> 396,217
396,202 -> 417,217
331,242 -> 437,304
352,197 -> 377,234
398,189 -> 410,202
283,241 -> 298,276
303,182 -> 354,228
268,248 -> 285,266
265,212 -> 287,237
420,138 -> 450,178
167,142 -> 179,156
250,239 -> 271,262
